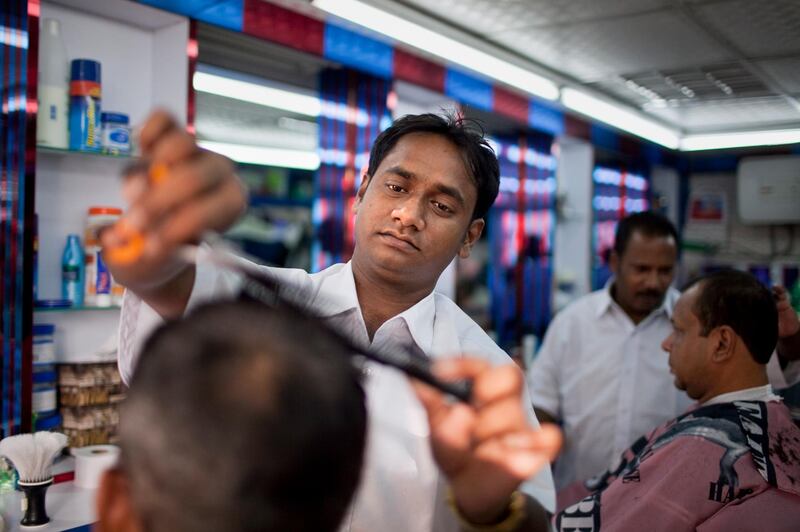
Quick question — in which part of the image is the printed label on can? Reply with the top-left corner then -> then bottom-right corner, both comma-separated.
32,343 -> 56,364
109,130 -> 129,144
33,389 -> 57,413
96,251 -> 111,294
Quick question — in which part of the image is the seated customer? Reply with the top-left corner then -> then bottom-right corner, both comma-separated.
555,270 -> 800,531
95,300 -> 367,532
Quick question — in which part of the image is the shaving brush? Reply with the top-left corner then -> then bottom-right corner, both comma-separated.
0,432 -> 67,527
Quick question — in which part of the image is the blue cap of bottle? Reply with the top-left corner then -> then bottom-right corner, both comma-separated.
70,58 -> 101,83
34,414 -> 62,431
101,112 -> 129,125
33,370 -> 57,383
32,323 -> 56,335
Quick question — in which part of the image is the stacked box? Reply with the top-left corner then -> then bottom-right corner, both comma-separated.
58,362 -> 125,447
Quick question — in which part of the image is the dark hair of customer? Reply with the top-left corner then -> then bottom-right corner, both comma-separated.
613,211 -> 680,256
119,300 -> 367,532
687,269 -> 779,364
366,113 -> 500,220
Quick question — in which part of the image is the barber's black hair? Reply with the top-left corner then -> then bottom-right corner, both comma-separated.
687,270 -> 778,364
366,113 -> 500,220
613,211 -> 679,257
120,301 -> 367,532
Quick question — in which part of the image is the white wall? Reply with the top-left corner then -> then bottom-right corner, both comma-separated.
682,172 -> 800,285
552,138 -> 594,311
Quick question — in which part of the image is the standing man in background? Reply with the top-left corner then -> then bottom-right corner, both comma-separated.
529,212 -> 685,490
528,211 -> 800,491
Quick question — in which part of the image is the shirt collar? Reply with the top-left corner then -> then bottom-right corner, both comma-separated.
392,290 -> 436,355
315,261 -> 436,354
595,277 -> 677,321
314,261 -> 361,317
703,384 -> 781,406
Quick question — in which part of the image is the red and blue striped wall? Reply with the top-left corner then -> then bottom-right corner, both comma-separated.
488,133 -> 557,347
313,68 -> 390,271
0,0 -> 35,436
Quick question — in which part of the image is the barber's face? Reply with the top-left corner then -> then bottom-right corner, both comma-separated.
661,286 -> 711,400
610,231 -> 677,320
352,132 -> 484,289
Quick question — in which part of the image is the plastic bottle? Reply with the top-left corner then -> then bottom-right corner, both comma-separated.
101,112 -> 131,155
37,19 -> 69,148
69,59 -> 102,152
84,207 -> 122,307
61,234 -> 84,306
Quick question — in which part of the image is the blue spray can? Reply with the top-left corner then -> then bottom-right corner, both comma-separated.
69,59 -> 102,152
62,234 -> 84,306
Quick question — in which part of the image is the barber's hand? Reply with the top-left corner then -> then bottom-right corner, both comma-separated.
102,111 -> 246,293
412,358 -> 562,525
774,286 -> 800,339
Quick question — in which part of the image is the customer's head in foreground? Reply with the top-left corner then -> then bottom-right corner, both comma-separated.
96,301 -> 367,532
354,112 -> 499,292
610,211 -> 679,323
661,270 -> 778,403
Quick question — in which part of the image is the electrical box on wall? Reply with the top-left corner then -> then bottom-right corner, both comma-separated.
737,156 -> 800,224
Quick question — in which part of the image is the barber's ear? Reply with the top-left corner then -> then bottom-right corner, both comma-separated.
458,219 -> 485,259
354,174 -> 372,213
95,468 -> 143,532
710,325 -> 736,363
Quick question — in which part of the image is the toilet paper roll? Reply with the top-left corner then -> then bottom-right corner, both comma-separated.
73,445 -> 120,489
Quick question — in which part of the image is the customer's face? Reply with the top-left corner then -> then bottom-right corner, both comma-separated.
352,132 -> 484,288
611,231 -> 677,320
661,285 -> 711,400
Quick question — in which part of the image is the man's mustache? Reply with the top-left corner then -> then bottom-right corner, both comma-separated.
636,290 -> 663,299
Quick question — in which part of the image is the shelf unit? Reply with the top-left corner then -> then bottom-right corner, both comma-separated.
36,145 -> 132,160
34,305 -> 121,313
34,0 -> 189,363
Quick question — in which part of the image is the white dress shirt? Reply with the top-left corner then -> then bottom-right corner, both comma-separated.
118,249 -> 556,531
528,284 -> 687,490
527,282 -> 797,490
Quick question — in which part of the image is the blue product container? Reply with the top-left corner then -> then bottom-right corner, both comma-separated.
69,59 -> 102,152
62,234 -> 85,306
32,324 -> 56,365
101,112 -> 131,155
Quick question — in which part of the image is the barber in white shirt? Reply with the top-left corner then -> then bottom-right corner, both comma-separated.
528,211 -> 800,491
104,111 -> 557,531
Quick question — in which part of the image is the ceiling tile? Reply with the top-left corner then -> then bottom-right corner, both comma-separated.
755,57 -> 800,94
645,96 -> 800,132
490,10 -> 731,83
692,0 -> 800,57
400,0 -> 673,34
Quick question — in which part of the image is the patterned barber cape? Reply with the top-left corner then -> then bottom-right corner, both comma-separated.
555,400 -> 800,531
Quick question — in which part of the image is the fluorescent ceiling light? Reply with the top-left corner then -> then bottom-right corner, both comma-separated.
561,88 -> 680,149
193,72 -> 321,117
680,129 -> 800,151
312,0 -> 559,101
199,141 -> 320,170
